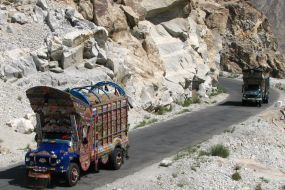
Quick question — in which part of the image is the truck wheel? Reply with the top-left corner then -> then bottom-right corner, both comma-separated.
110,148 -> 123,170
66,163 -> 80,187
265,98 -> 269,104
258,102 -> 262,107
242,100 -> 246,106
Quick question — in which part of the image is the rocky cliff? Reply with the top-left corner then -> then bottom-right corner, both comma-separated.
0,0 -> 284,111
250,0 -> 285,53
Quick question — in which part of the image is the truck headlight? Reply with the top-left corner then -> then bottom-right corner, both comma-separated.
25,157 -> 30,162
56,159 -> 61,164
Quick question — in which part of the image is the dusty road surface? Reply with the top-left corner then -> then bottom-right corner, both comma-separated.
0,78 -> 279,190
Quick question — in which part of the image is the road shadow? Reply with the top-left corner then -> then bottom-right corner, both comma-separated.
0,165 -> 27,188
219,101 -> 242,106
219,101 -> 259,107
0,163 -> 116,189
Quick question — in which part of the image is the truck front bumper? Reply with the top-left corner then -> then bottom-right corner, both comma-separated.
242,97 -> 262,102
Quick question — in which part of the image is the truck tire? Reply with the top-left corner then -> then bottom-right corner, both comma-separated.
258,101 -> 262,107
110,148 -> 123,170
66,163 -> 80,187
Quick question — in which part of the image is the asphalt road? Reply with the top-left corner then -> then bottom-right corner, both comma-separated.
0,78 -> 279,190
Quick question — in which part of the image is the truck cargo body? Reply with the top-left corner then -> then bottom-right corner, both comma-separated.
25,82 -> 129,187
242,68 -> 270,106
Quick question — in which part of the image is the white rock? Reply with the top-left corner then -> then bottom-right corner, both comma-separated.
62,30 -> 93,47
0,10 -> 7,25
61,44 -> 84,69
275,101 -> 283,108
34,6 -> 47,23
36,0 -> 48,10
7,118 -> 34,134
11,12 -> 28,24
159,159 -> 172,167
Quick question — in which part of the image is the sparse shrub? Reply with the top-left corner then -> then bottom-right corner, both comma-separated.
191,166 -> 197,172
210,144 -> 229,158
172,173 -> 178,178
17,95 -> 22,101
134,118 -> 158,129
260,177 -> 269,183
192,95 -> 201,104
155,105 -> 173,115
255,184 -> 262,190
234,165 -> 241,171
182,98 -> 193,107
209,85 -> 227,97
178,109 -> 191,114
198,150 -> 210,157
232,171 -> 241,181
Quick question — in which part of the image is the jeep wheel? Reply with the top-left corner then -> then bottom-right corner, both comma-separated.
110,148 -> 123,170
66,163 -> 80,187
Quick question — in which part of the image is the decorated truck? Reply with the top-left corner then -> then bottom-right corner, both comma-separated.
25,81 -> 130,187
242,67 -> 270,107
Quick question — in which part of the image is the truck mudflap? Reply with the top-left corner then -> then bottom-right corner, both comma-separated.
27,170 -> 51,188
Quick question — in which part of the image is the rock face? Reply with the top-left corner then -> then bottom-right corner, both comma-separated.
0,0 -> 284,111
218,1 -> 285,78
250,0 -> 285,53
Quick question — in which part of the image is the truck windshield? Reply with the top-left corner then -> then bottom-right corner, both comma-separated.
245,85 -> 260,91
42,132 -> 72,141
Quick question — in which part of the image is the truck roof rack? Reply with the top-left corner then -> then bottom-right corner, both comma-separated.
66,81 -> 127,106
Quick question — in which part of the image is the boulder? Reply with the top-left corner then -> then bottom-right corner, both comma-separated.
96,47 -> 107,65
0,10 -> 7,25
94,26 -> 109,48
65,7 -> 85,21
93,0 -> 128,33
161,18 -> 189,40
36,0 -> 48,10
159,159 -> 172,167
78,0 -> 93,21
46,11 -> 59,32
83,39 -> 99,59
84,58 -> 97,69
7,118 -> 34,134
46,35 -> 64,61
33,6 -> 47,23
3,64 -> 23,79
10,12 -> 28,24
120,5 -> 139,28
50,67 -> 64,73
31,54 -> 49,72
62,30 -> 93,47
5,48 -> 30,60
60,44 -> 84,69
48,61 -> 58,68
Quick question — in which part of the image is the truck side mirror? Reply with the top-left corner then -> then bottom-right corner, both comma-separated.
34,134 -> 38,142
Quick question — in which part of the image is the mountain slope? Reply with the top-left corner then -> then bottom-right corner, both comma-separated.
251,0 -> 285,53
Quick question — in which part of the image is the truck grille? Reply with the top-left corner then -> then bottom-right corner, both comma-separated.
246,95 -> 256,98
35,157 -> 49,166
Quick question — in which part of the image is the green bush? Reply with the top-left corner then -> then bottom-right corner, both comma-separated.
232,171 -> 241,181
210,144 -> 229,158
198,150 -> 210,157
156,105 -> 173,115
134,118 -> 158,129
209,85 -> 227,97
192,95 -> 201,104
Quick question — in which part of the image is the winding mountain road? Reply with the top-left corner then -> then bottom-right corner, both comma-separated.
0,78 -> 279,190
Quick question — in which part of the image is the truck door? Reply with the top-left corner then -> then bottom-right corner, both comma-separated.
79,124 -> 94,171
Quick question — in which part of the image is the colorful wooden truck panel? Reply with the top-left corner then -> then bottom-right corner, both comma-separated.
25,81 -> 129,187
